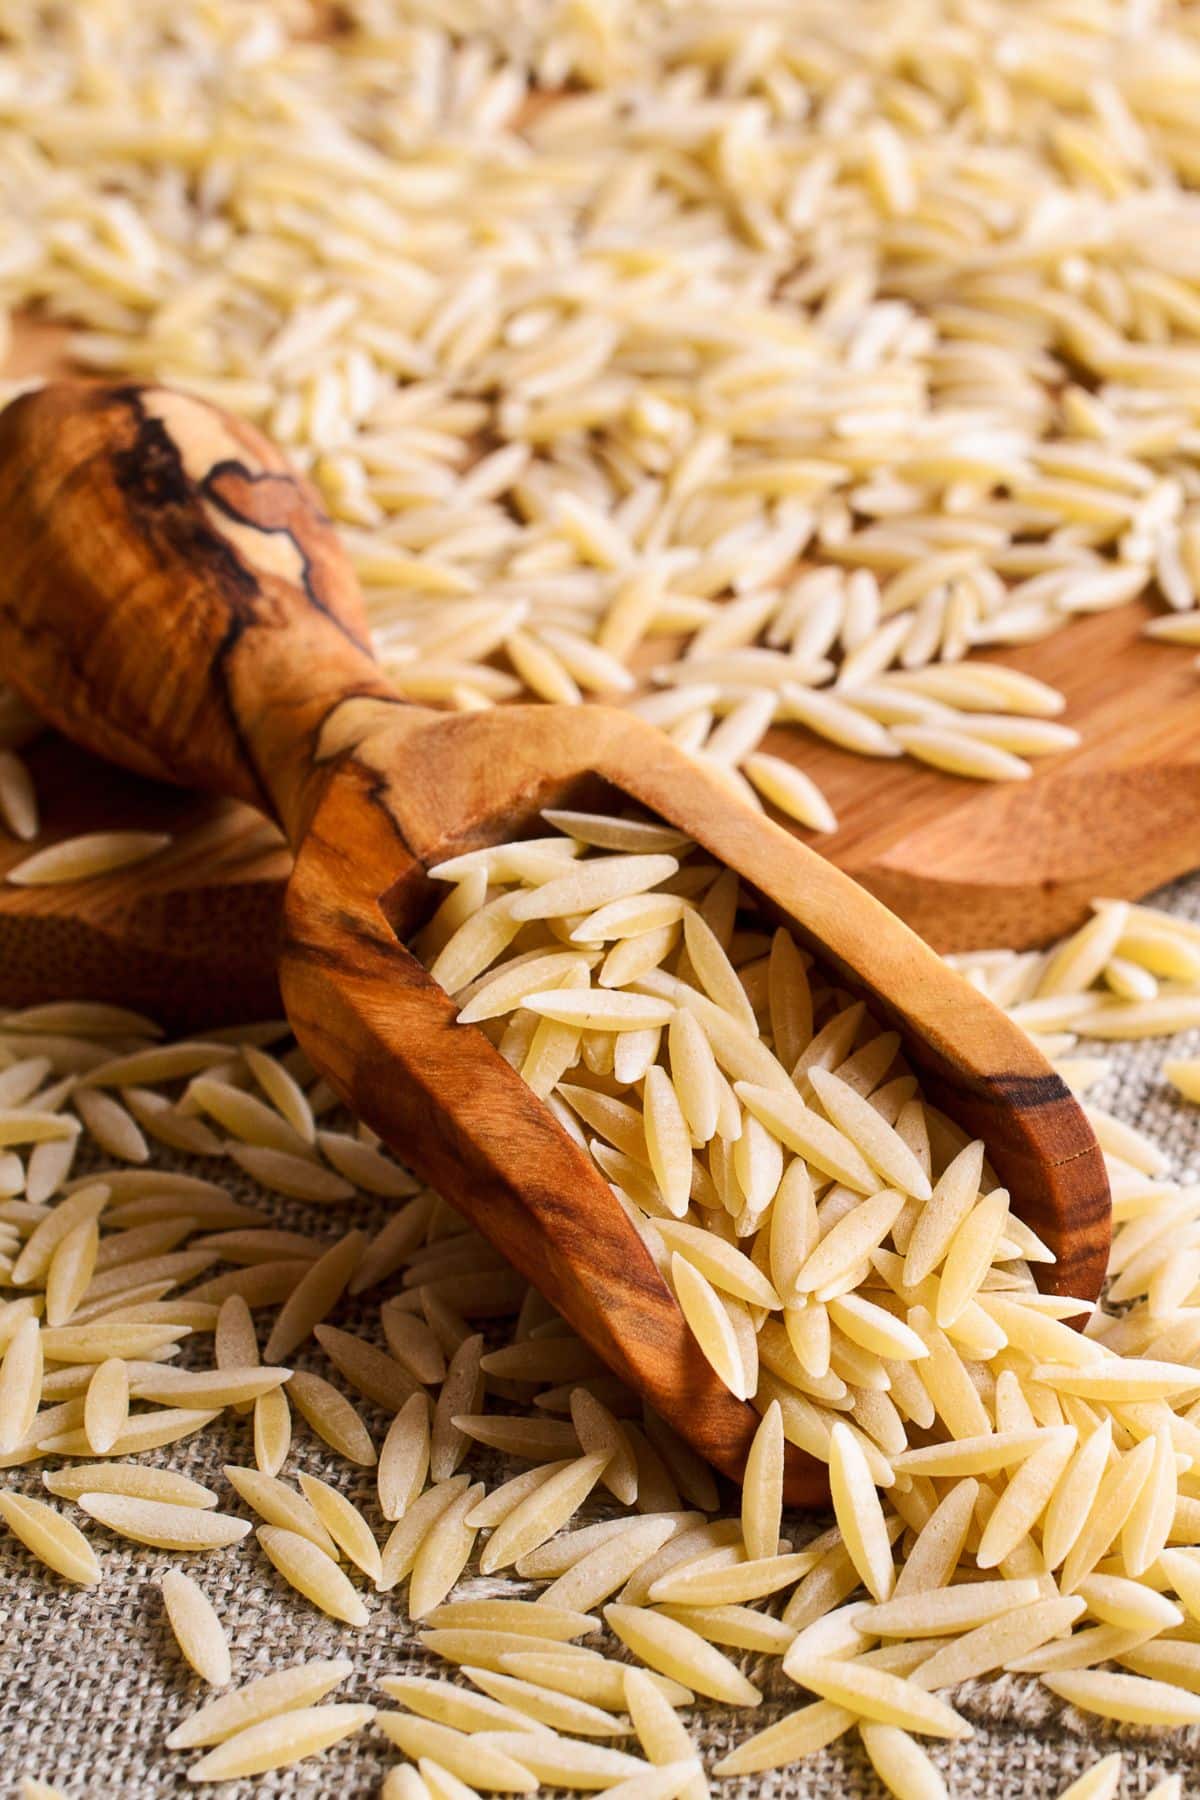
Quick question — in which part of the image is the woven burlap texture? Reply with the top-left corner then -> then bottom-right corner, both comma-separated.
4,878 -> 1200,1799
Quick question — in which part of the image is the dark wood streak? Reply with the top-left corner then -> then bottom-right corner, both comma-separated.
202,461 -> 376,663
0,379 -> 1113,1503
110,394 -> 289,823
995,1071 -> 1084,1110
112,397 -> 264,619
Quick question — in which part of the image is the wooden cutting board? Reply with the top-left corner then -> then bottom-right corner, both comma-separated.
3,320 -> 1199,1027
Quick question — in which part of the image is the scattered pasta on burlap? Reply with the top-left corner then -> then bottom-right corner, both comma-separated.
4,834 -> 1200,1786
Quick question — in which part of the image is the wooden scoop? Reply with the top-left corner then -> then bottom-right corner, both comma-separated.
0,381 -> 1110,1501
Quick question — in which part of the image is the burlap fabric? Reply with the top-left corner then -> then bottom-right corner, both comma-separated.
3,880 -> 1200,1798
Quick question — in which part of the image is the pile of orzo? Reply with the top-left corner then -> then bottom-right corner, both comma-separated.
5,1 -> 1200,1796
4,0 -> 1200,856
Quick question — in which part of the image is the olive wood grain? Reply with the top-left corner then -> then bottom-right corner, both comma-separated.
0,380 -> 1110,1500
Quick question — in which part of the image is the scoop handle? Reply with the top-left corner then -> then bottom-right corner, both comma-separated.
0,380 -> 402,843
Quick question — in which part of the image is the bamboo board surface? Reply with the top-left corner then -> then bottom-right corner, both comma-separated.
2,318 -> 1198,1026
